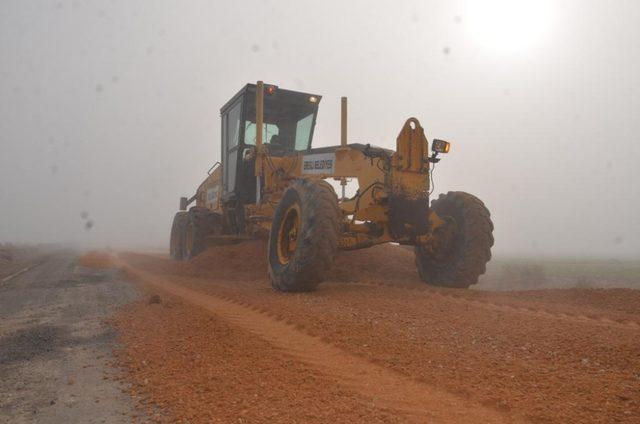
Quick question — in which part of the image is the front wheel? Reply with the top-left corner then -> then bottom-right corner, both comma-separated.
268,179 -> 340,292
415,191 -> 494,288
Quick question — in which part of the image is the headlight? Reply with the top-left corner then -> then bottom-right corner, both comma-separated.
432,139 -> 451,154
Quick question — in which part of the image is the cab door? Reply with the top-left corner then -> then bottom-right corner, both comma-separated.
221,100 -> 242,195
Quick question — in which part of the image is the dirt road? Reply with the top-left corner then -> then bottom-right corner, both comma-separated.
0,250 -> 138,423
107,242 -> 639,423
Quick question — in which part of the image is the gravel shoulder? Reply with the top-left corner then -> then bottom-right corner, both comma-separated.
0,249 -> 139,424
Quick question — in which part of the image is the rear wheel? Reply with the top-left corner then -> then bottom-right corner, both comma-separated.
184,207 -> 220,259
415,191 -> 494,288
170,212 -> 189,260
268,179 -> 340,292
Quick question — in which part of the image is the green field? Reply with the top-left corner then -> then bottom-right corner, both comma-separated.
479,256 -> 640,291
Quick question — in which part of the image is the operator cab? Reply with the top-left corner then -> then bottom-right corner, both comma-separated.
219,83 -> 321,203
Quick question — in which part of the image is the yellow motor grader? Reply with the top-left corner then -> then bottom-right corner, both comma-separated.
170,81 -> 493,292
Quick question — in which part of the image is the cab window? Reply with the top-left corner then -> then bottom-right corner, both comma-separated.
294,113 -> 314,151
227,102 -> 241,147
244,122 -> 280,145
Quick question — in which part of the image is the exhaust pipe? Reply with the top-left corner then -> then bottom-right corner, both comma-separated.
340,96 -> 348,199
340,96 -> 347,148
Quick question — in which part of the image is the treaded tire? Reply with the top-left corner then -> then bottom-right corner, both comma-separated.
185,207 -> 216,259
415,191 -> 494,288
170,212 -> 189,261
268,179 -> 340,292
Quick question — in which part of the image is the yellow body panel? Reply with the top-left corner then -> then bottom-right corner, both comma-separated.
390,118 -> 430,200
195,166 -> 223,211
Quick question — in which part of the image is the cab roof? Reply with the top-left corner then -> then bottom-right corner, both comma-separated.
220,83 -> 322,115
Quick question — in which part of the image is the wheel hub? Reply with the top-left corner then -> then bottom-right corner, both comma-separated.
276,204 -> 300,265
427,215 -> 458,262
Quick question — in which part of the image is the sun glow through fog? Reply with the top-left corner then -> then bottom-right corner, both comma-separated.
465,0 -> 554,53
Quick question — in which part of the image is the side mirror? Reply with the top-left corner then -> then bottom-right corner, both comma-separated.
243,147 -> 256,162
179,197 -> 188,211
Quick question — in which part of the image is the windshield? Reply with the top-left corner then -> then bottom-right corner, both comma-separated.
244,122 -> 280,146
243,90 -> 319,151
244,112 -> 314,151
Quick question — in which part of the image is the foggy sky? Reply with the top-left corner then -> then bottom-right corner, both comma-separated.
1,0 -> 639,258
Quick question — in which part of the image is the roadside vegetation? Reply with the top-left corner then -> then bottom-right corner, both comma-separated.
481,257 -> 640,290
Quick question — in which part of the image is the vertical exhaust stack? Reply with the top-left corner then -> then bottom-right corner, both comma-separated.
255,81 -> 264,203
340,96 -> 347,148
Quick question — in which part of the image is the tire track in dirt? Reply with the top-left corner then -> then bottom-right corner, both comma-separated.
124,248 -> 640,331
117,258 -> 517,424
1,261 -> 42,283
357,281 -> 640,331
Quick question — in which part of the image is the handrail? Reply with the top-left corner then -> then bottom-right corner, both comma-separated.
207,161 -> 221,175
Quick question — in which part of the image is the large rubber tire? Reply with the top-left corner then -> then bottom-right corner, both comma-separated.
184,207 -> 219,259
268,179 -> 340,292
170,212 -> 189,260
415,191 -> 494,288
